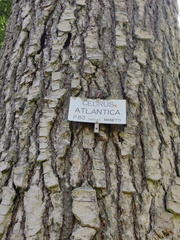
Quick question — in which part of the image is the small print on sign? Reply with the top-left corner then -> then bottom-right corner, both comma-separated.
68,97 -> 126,124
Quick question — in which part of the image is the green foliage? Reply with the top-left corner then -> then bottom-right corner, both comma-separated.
0,0 -> 12,48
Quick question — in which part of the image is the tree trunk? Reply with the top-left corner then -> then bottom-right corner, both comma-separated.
0,0 -> 180,239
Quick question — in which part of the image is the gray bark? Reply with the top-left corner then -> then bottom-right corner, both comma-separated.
0,0 -> 180,239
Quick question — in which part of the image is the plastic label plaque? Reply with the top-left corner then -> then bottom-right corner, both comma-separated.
68,97 -> 126,124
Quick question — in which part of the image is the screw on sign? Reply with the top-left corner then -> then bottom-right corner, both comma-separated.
94,122 -> 99,133
94,90 -> 103,132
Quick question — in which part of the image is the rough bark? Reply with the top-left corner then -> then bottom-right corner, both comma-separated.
0,0 -> 180,239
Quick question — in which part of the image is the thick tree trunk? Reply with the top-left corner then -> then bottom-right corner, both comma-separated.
0,0 -> 180,239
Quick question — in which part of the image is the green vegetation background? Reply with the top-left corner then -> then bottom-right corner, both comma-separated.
0,0 -> 12,48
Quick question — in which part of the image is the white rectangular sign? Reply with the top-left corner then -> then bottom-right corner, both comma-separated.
68,97 -> 126,124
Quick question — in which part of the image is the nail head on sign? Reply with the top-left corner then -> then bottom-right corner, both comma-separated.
95,90 -> 103,99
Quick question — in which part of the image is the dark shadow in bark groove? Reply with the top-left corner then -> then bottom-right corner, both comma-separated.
37,30 -> 47,55
42,192 -> 52,240
4,192 -> 23,240
63,33 -> 72,49
171,137 -> 180,177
